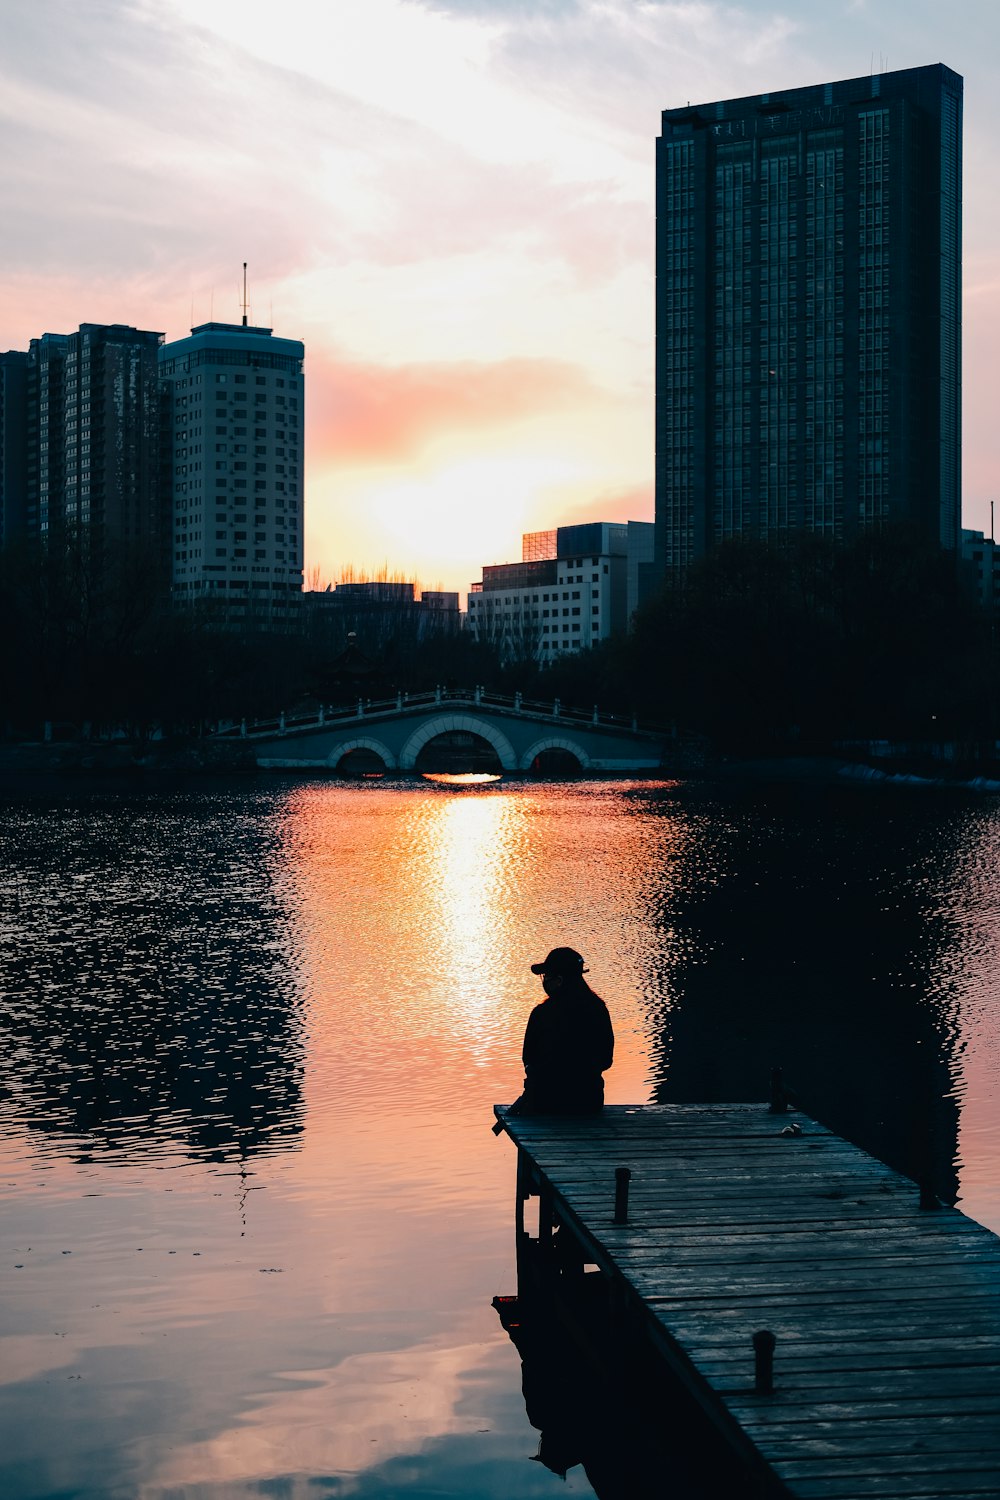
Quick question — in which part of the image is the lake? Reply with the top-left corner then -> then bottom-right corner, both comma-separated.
1,774 -> 998,1498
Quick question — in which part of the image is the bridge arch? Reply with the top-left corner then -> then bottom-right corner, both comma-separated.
329,736 -> 397,772
521,736 -> 591,773
400,714 -> 518,772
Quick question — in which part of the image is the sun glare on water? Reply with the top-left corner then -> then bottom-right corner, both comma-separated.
421,772 -> 503,786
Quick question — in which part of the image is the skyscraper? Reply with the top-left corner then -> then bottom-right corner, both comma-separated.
25,324 -> 166,555
158,322 -> 304,626
655,64 -> 963,581
0,351 -> 29,546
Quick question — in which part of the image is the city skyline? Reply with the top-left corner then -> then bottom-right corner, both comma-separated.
3,0 -> 1000,598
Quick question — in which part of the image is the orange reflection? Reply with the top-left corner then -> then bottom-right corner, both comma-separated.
143,1336 -> 502,1493
422,772 -> 503,786
275,784 -> 673,1121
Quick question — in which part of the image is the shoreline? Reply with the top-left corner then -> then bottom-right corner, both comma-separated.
3,741 -> 1000,795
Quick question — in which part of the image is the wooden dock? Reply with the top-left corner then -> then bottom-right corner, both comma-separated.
494,1103 -> 1000,1499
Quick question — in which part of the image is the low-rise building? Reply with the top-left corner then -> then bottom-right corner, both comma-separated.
467,520 -> 652,664
303,581 -> 461,650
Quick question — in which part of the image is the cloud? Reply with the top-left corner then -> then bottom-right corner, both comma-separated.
308,352 -> 605,464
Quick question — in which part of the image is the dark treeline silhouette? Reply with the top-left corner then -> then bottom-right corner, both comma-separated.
544,524 -> 995,756
0,537 -> 496,739
624,525 -> 994,752
3,524 -> 997,752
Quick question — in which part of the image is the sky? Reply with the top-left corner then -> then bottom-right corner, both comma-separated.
2,0 -> 999,597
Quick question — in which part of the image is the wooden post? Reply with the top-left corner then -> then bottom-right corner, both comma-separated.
514,1149 -> 528,1240
514,1150 -> 535,1295
769,1066 -> 788,1113
614,1166 -> 631,1224
538,1183 -> 554,1246
753,1329 -> 776,1394
920,1178 -> 941,1211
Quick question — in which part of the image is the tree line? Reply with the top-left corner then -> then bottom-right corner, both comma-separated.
2,525 -> 996,756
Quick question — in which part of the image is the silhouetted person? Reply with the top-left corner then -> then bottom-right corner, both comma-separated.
509,948 -> 614,1116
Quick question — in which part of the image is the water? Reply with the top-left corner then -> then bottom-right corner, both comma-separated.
1,775 -> 998,1499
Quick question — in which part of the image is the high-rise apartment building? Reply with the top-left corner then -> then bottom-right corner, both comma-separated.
25,325 -> 166,555
158,322 -> 304,625
0,351 -> 29,546
655,64 -> 963,580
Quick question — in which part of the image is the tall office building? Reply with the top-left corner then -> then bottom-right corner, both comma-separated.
158,322 -> 304,626
25,324 -> 166,555
655,64 -> 963,580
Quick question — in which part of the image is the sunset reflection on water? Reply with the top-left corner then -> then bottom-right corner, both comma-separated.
275,780 -> 657,1120
1,778 -> 998,1499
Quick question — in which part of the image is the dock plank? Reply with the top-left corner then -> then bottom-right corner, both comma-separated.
495,1103 -> 1000,1500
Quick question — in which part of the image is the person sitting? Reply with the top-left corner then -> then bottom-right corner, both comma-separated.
508,947 -> 614,1116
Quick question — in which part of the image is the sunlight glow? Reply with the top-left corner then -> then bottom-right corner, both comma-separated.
364,451 -> 584,569
422,773 -> 503,786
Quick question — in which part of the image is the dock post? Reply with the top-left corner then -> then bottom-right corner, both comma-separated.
769,1067 -> 789,1113
753,1330 -> 776,1394
514,1151 -> 536,1295
614,1167 -> 631,1224
538,1183 -> 554,1247
919,1178 -> 941,1211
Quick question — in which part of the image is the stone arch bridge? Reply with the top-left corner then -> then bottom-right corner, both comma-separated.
215,688 -> 669,774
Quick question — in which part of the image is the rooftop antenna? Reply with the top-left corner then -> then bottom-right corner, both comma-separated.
241,262 -> 249,326
991,500 -> 995,543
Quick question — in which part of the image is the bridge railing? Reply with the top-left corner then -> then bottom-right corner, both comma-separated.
211,687 -> 667,740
